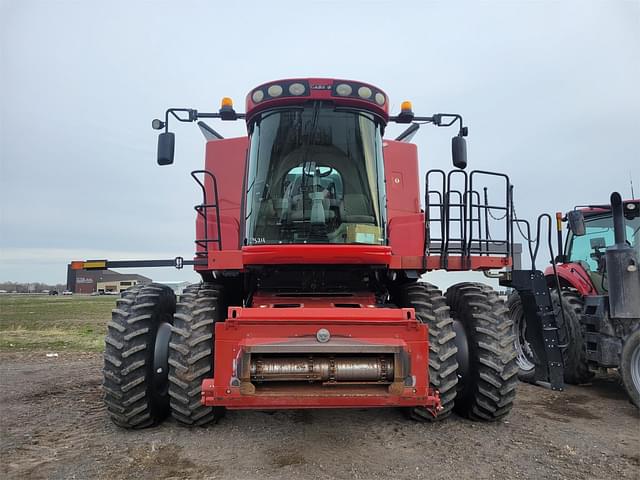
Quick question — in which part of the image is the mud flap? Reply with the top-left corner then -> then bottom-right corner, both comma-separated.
501,270 -> 565,390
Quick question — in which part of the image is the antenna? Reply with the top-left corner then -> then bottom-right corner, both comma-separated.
631,171 -> 636,199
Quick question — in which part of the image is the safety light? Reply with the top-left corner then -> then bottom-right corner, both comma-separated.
395,100 -> 415,123
267,84 -> 283,97
219,96 -> 237,120
252,90 -> 264,103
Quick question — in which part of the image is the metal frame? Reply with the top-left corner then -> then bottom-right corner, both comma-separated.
425,169 -> 512,269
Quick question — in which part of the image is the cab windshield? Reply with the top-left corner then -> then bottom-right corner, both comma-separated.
567,213 -> 640,271
244,102 -> 386,245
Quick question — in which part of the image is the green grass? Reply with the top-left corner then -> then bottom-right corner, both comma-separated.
0,294 -> 116,352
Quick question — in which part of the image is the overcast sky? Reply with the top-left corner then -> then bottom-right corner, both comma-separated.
1,0 -> 638,286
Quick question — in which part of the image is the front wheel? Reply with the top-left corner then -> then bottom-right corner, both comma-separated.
103,283 -> 176,429
393,281 -> 459,421
620,329 -> 640,408
168,283 -> 224,426
446,283 -> 518,421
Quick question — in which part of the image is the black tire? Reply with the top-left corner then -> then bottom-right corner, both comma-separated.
446,282 -> 517,421
620,328 -> 640,409
507,292 -> 537,383
510,290 -> 592,384
551,290 -> 592,384
394,282 -> 458,421
103,283 -> 176,429
168,283 -> 224,426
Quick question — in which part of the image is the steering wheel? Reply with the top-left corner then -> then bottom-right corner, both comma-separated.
304,166 -> 333,178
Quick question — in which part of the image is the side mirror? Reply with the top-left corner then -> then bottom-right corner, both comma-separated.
452,136 -> 467,169
567,210 -> 586,236
157,132 -> 175,165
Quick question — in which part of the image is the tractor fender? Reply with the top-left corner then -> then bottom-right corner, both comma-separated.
543,262 -> 597,297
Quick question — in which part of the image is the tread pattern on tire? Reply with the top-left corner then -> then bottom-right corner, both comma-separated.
168,282 -> 222,426
552,290 -> 592,384
507,289 -> 592,385
103,283 -> 176,429
396,282 -> 459,421
446,282 -> 517,421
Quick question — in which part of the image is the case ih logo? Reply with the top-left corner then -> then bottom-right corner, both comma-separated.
310,84 -> 331,90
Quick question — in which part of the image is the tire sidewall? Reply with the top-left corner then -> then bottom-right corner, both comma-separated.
620,328 -> 640,408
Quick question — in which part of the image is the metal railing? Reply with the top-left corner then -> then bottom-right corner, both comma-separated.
425,169 -> 512,269
191,169 -> 223,260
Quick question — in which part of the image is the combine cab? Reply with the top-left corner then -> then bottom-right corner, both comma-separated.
74,78 -> 566,428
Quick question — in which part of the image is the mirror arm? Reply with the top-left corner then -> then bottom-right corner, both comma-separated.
390,113 -> 467,136
161,109 -> 246,133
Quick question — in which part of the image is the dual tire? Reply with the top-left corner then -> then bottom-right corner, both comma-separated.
103,282 -> 222,428
398,281 -> 518,422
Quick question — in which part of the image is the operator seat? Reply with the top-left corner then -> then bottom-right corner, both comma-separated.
340,194 -> 375,224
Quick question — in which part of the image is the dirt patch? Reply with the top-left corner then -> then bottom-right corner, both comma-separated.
1,352 -> 639,480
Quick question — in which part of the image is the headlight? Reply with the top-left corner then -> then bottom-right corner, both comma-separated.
375,93 -> 385,106
252,90 -> 264,103
335,83 -> 352,96
289,83 -> 306,95
267,84 -> 283,97
358,86 -> 372,99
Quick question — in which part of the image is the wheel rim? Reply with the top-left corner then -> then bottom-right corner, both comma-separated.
514,311 -> 536,372
153,322 -> 172,397
631,342 -> 640,395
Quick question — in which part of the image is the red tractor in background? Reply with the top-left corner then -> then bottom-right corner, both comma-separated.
509,193 -> 640,406
73,78 -> 567,429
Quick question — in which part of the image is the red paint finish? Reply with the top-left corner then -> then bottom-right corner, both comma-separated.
242,244 -> 392,265
383,140 -> 425,259
194,137 -> 247,271
544,262 -> 597,296
201,306 -> 440,410
425,255 -> 512,271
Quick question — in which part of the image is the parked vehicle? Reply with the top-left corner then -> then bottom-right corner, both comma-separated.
509,193 -> 640,407
72,78 -> 565,429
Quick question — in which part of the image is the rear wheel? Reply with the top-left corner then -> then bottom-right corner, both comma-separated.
394,282 -> 458,421
508,290 -> 592,384
168,283 -> 224,426
103,283 -> 176,429
446,282 -> 517,421
620,329 -> 640,408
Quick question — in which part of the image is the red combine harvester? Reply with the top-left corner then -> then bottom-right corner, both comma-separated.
509,193 -> 640,406
73,78 -> 566,428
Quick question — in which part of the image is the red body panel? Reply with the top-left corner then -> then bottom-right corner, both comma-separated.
195,137 -> 247,271
242,245 -> 392,266
383,140 -> 425,260
245,78 -> 390,122
201,305 -> 440,410
544,262 -> 597,296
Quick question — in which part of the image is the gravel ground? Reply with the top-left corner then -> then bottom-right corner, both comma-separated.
0,352 -> 638,480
